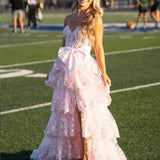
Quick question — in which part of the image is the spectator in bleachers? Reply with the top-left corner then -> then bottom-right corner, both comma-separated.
27,0 -> 38,28
136,0 -> 150,29
150,0 -> 160,27
10,0 -> 24,33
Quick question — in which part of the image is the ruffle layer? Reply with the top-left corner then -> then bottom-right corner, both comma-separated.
45,46 -> 103,91
44,81 -> 117,139
50,87 -> 77,114
45,46 -> 112,112
30,135 -> 82,160
30,135 -> 126,160
44,105 -> 81,137
86,137 -> 127,160
30,47 -> 127,160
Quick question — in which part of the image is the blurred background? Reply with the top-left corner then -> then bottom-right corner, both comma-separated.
0,0 -> 137,11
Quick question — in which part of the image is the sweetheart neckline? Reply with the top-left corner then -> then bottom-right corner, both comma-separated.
64,25 -> 81,33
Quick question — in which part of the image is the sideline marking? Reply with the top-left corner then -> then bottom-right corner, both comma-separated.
1,82 -> 160,115
0,39 -> 61,48
25,73 -> 47,78
111,82 -> 160,93
1,103 -> 51,115
143,36 -> 155,40
0,69 -> 47,79
0,59 -> 55,69
0,46 -> 160,69
119,35 -> 132,39
0,69 -> 33,78
107,46 -> 160,55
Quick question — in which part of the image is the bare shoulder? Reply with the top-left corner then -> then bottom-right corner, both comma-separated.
64,14 -> 72,27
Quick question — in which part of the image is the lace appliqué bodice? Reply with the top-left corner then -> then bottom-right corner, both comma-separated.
63,25 -> 91,48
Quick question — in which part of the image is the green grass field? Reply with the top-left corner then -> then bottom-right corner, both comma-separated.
0,11 -> 160,160
0,11 -> 157,24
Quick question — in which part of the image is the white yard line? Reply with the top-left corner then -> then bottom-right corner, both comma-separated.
110,82 -> 160,94
1,82 -> 160,115
107,46 -> 160,55
0,59 -> 56,69
0,46 -> 160,69
0,103 -> 51,115
0,40 -> 61,48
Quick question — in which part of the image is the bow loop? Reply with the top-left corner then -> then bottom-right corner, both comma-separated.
58,46 -> 91,76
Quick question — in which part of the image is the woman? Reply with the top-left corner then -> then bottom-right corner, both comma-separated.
136,0 -> 149,29
150,0 -> 160,27
30,0 -> 127,159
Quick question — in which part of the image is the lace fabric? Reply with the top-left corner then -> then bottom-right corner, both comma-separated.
30,25 -> 127,160
63,25 -> 91,48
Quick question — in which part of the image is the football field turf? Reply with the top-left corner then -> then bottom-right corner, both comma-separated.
0,11 -> 160,160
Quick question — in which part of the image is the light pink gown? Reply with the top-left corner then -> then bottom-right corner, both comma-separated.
30,25 -> 127,160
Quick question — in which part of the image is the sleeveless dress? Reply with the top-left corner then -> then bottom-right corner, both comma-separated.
30,25 -> 127,160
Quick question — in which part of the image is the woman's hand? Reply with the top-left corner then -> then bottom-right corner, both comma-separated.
102,73 -> 111,87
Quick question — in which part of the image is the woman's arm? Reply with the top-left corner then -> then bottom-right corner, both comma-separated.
94,15 -> 111,86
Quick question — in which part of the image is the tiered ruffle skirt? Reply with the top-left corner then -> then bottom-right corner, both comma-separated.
30,46 -> 127,160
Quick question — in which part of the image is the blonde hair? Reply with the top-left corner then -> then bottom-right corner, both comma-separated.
72,0 -> 103,46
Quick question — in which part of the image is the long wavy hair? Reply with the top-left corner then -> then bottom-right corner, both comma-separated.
72,0 -> 103,46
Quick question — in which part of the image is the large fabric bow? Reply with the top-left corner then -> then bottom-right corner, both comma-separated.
58,46 -> 91,78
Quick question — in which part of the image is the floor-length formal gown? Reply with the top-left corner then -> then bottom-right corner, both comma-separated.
30,25 -> 127,160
